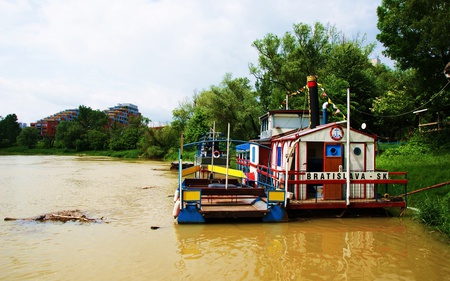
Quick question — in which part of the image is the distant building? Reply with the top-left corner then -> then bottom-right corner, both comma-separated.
105,103 -> 140,126
370,56 -> 381,66
31,104 -> 140,137
30,108 -> 78,137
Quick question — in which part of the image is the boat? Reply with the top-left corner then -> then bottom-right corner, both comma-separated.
235,76 -> 409,217
173,75 -> 409,223
173,126 -> 288,223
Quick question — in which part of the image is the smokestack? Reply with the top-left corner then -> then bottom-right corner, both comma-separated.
307,75 -> 320,129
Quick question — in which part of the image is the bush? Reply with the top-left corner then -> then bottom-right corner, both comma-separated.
414,193 -> 450,237
380,129 -> 450,157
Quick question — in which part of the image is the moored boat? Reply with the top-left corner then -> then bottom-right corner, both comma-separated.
173,127 -> 288,224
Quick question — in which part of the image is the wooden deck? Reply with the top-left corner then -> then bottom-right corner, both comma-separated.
199,196 -> 269,218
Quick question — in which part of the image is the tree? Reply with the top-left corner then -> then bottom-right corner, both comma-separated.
87,129 -> 108,150
139,125 -> 180,159
55,121 -> 84,149
17,127 -> 40,148
250,22 -> 379,129
377,0 -> 450,104
194,74 -> 263,140
0,114 -> 22,148
172,95 -> 196,133
109,115 -> 148,151
55,105 -> 109,151
76,105 -> 108,130
184,107 -> 211,143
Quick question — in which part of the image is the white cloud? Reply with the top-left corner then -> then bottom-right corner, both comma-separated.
0,0 -> 390,125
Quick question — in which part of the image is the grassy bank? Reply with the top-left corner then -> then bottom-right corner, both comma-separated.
0,147 -> 144,159
377,148 -> 450,238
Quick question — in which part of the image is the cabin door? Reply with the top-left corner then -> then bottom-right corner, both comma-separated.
323,143 -> 343,200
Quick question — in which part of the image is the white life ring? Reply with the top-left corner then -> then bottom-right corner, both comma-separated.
213,150 -> 221,158
173,189 -> 180,202
173,200 -> 181,218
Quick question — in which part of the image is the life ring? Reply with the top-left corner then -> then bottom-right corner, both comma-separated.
173,200 -> 181,218
213,150 -> 221,158
173,189 -> 180,202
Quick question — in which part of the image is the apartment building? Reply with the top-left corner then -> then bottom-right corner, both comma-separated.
31,104 -> 140,137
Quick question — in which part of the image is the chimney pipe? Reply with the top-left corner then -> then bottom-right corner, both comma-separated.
307,75 -> 320,129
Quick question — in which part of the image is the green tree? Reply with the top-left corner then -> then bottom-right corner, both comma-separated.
54,121 -> 84,149
250,22 -> 337,111
194,74 -> 262,140
184,107 -> 211,143
0,114 -> 22,148
17,127 -> 40,148
377,0 -> 450,104
250,22 -> 380,129
109,115 -> 147,151
372,88 -> 415,140
140,124 -> 179,159
55,105 -> 109,151
76,105 -> 108,130
172,95 -> 196,133
87,129 -> 108,150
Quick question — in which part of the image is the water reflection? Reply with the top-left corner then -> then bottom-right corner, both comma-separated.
173,219 -> 449,281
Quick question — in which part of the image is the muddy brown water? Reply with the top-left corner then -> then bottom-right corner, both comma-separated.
1,155 -> 449,281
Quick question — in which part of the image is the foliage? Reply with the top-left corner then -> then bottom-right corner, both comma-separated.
414,193 -> 450,237
173,73 -> 263,144
139,124 -> 180,159
249,22 -> 380,130
0,114 -> 21,148
17,127 -> 40,148
55,121 -> 84,149
184,107 -> 211,143
171,96 -> 196,133
379,129 -> 450,157
377,136 -> 450,237
377,0 -> 450,109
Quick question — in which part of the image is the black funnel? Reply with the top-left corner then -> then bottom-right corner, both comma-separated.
307,75 -> 320,129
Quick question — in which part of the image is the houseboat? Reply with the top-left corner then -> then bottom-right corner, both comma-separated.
173,76 -> 408,223
237,76 -> 408,216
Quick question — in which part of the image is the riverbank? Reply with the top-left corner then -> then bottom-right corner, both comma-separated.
377,151 -> 450,238
0,147 -> 144,158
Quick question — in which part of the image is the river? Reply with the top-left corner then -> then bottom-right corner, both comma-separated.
0,155 -> 448,281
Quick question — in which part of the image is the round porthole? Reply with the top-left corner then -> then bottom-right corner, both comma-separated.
353,147 -> 362,155
330,147 -> 337,155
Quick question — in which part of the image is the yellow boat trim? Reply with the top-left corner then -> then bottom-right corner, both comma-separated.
268,190 -> 285,202
182,165 -> 201,177
207,165 -> 246,178
183,190 -> 201,201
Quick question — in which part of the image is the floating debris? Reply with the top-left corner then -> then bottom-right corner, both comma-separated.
4,210 -> 103,223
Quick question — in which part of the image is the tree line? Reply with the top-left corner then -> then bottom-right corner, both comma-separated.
1,1 -> 450,158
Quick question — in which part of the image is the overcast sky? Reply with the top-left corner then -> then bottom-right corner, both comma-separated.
0,0 -> 391,126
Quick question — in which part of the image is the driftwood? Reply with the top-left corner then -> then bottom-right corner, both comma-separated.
4,209 -> 103,223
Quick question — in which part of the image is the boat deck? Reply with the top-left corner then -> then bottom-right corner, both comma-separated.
198,191 -> 270,219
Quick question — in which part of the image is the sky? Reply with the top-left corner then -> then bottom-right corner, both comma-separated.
0,0 -> 392,126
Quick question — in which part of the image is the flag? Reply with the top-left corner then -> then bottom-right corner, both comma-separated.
334,108 -> 341,116
321,91 -> 327,98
